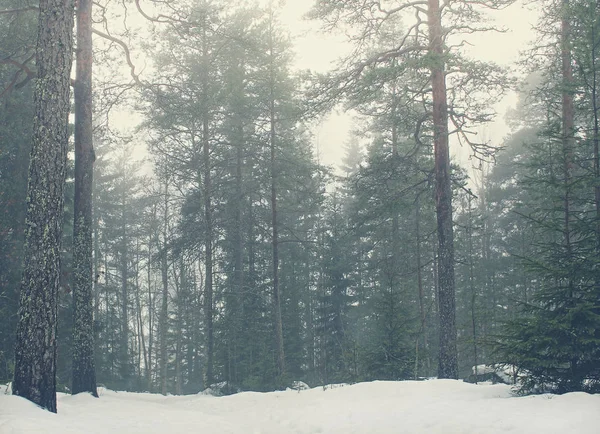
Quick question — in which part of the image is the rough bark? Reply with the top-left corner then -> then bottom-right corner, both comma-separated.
12,0 -> 75,413
428,0 -> 458,380
72,0 -> 98,397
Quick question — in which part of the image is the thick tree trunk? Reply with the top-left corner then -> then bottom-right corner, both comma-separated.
428,0 -> 458,380
12,0 -> 75,413
72,0 -> 98,397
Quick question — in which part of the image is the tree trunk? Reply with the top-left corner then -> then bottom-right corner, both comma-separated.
233,106 -> 244,386
467,195 -> 478,381
561,0 -> 578,386
160,180 -> 169,395
201,16 -> 215,387
268,10 -> 285,382
147,203 -> 156,391
414,194 -> 426,379
12,0 -> 75,413
428,0 -> 458,380
203,108 -> 214,387
562,0 -> 574,265
72,0 -> 98,397
120,192 -> 129,383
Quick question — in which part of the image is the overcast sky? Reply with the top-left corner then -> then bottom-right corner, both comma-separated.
275,0 -> 540,171
117,1 -> 540,172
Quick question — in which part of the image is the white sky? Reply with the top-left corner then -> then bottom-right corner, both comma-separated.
275,0 -> 539,171
113,0 -> 540,172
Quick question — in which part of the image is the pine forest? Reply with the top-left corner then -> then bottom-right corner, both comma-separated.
0,0 -> 599,415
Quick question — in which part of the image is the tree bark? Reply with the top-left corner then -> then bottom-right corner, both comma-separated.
428,0 -> 458,380
72,0 -> 98,397
12,0 -> 75,413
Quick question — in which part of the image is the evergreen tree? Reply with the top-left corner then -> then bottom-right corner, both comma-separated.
72,0 -> 98,397
12,0 -> 75,412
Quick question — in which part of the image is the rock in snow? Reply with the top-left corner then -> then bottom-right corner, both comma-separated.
0,380 -> 599,433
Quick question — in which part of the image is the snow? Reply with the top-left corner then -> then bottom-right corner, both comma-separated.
1,380 -> 599,434
471,364 -> 519,384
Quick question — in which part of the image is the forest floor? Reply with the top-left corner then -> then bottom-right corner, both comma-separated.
1,379 -> 599,433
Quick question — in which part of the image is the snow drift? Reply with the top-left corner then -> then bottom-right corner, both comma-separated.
1,380 -> 599,433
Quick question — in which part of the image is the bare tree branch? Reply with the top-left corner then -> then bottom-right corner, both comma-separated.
92,28 -> 142,85
0,6 -> 38,15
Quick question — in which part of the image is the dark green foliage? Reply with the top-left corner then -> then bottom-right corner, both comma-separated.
495,131 -> 600,393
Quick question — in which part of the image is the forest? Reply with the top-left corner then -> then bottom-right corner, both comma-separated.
0,0 -> 599,415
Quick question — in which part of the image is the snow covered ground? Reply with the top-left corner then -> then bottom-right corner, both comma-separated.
1,380 -> 599,434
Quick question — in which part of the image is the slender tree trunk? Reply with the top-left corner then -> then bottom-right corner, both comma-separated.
72,0 -> 98,397
136,278 -> 148,386
233,111 -> 244,386
200,16 -> 215,387
12,0 -> 75,413
391,80 -> 400,297
146,257 -> 152,391
147,203 -> 156,391
428,0 -> 458,380
203,109 -> 214,387
160,180 -> 169,395
561,0 -> 578,385
120,192 -> 129,383
269,12 -> 285,381
467,195 -> 478,381
93,204 -> 101,344
414,195 -> 426,379
175,259 -> 184,396
562,0 -> 574,268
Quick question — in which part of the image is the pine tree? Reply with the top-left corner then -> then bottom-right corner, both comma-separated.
12,0 -> 75,412
72,0 -> 98,397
